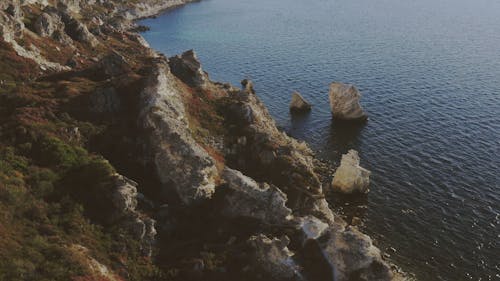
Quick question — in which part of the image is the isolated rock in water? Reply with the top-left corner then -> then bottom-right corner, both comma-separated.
329,82 -> 367,121
331,150 -> 371,194
221,168 -> 292,225
247,234 -> 304,280
168,50 -> 209,87
289,91 -> 311,112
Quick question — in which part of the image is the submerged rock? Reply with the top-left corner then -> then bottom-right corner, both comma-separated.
331,150 -> 371,194
289,91 -> 312,113
329,82 -> 367,121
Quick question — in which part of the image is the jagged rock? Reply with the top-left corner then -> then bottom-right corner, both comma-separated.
331,150 -> 371,194
34,12 -> 57,37
221,168 -> 292,225
308,222 -> 395,281
329,82 -> 367,121
297,215 -> 329,244
247,234 -> 304,281
241,79 -> 255,94
99,51 -> 130,77
168,49 -> 209,87
289,91 -> 311,113
5,3 -> 22,18
222,79 -> 323,195
138,60 -> 218,205
61,12 -> 99,47
69,244 -> 122,281
110,175 -> 139,220
108,174 -> 157,256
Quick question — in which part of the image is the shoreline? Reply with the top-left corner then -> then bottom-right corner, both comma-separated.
0,0 -> 411,280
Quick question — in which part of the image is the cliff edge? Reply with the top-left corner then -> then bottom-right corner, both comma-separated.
0,1 -> 407,280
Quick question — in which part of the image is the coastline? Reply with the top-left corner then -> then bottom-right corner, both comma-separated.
0,0 -> 410,280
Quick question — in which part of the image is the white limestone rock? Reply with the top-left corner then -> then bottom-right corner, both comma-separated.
329,82 -> 367,121
331,150 -> 371,194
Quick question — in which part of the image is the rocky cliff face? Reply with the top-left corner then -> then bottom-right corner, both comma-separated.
0,1 -> 408,280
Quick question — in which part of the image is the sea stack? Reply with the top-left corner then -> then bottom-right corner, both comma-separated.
289,91 -> 312,113
328,82 -> 367,121
331,150 -> 371,194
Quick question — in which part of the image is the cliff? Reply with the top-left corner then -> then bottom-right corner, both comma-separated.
0,1 -> 406,280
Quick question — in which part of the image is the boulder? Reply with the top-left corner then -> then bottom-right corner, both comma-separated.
34,12 -> 57,37
311,223 -> 394,281
108,174 -> 157,257
61,12 -> 99,47
289,91 -> 311,113
221,168 -> 292,225
297,215 -> 329,244
329,82 -> 367,121
247,234 -> 304,281
331,150 -> 370,194
168,49 -> 209,88
99,51 -> 131,77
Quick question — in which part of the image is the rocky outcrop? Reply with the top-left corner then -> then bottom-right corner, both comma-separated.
247,234 -> 304,281
108,174 -> 157,256
33,10 -> 74,45
223,79 -> 323,195
168,49 -> 209,88
290,91 -> 312,113
304,221 -> 395,281
60,11 -> 99,47
331,149 -> 371,194
329,82 -> 367,121
221,168 -> 292,225
138,60 -> 219,205
0,0 -> 408,279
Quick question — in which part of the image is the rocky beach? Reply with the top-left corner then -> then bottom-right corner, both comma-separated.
0,1 -> 409,280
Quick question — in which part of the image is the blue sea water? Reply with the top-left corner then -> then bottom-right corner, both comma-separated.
140,0 -> 500,279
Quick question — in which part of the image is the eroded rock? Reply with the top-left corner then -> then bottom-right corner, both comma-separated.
329,82 -> 367,121
221,168 -> 292,225
290,91 -> 311,113
109,174 -> 157,256
168,49 -> 209,88
247,234 -> 304,281
313,223 -> 394,281
138,60 -> 219,205
331,150 -> 371,194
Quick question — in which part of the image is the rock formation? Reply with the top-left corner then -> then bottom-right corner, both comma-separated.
221,168 -> 292,225
331,150 -> 371,193
0,0 -> 407,280
329,82 -> 368,121
247,234 -> 304,280
138,60 -> 219,205
290,91 -> 312,112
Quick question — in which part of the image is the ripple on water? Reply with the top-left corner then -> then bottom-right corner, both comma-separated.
140,0 -> 500,279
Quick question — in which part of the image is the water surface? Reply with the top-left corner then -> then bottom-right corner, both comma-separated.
140,0 -> 500,279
